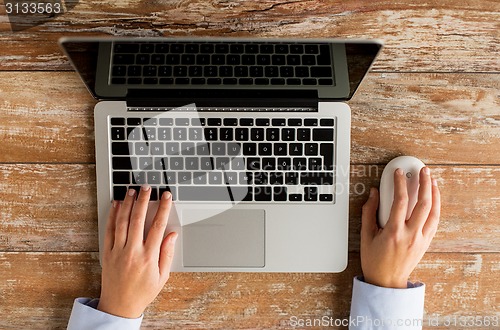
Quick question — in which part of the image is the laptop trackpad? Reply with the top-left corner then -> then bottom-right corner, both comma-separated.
182,209 -> 265,268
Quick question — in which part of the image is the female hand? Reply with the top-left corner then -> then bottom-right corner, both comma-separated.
97,185 -> 177,318
360,167 -> 441,288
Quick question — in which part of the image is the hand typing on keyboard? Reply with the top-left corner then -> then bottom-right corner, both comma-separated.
360,167 -> 441,289
97,185 -> 177,319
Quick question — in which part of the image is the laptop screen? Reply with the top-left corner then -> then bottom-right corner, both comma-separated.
60,38 -> 381,102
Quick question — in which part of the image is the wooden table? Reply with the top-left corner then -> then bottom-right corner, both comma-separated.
1,1 -> 499,329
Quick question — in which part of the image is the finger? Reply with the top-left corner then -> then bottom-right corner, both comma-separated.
146,191 -> 173,252
103,201 -> 120,252
127,184 -> 151,246
409,167 -> 433,230
423,179 -> 441,237
115,188 -> 136,248
361,188 -> 379,242
386,168 -> 408,229
159,232 -> 178,283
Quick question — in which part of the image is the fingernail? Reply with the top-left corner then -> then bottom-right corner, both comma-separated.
396,168 -> 404,176
432,179 -> 438,186
424,167 -> 430,175
369,187 -> 375,197
163,191 -> 172,200
142,184 -> 151,191
171,233 -> 178,244
112,200 -> 117,208
128,189 -> 136,197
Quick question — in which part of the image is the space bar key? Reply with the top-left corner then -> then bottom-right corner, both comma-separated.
178,186 -> 249,201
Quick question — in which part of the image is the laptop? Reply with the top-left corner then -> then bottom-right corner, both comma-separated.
60,37 -> 382,272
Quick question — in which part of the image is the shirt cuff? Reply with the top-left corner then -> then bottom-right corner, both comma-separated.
67,298 -> 143,330
349,276 -> 425,330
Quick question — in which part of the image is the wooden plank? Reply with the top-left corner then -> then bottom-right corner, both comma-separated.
0,164 -> 98,252
0,72 -> 498,164
0,252 -> 498,329
1,164 -> 498,253
0,0 -> 499,72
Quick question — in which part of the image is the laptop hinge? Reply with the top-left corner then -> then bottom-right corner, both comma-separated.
125,89 -> 318,108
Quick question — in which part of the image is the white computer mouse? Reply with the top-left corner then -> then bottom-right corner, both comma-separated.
378,156 -> 425,228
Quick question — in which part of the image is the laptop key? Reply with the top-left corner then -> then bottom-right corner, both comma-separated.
289,194 -> 302,202
266,128 -> 279,141
140,44 -> 155,53
112,142 -> 130,155
297,128 -> 311,141
242,55 -> 256,65
207,78 -> 221,85
320,143 -> 334,170
254,186 -> 272,201
170,44 -> 184,53
317,45 -> 332,65
272,55 -> 286,65
277,157 -> 291,170
113,186 -> 127,201
304,186 -> 318,201
112,66 -> 126,76
223,78 -> 237,85
136,54 -> 150,65
290,44 -> 303,54
274,186 -> 287,201
295,67 -> 309,77
270,172 -> 284,185
111,127 -> 125,140
302,55 -> 316,66
319,78 -> 334,85
144,78 -> 158,84
285,172 -> 298,184
251,128 -> 264,141
111,117 -> 125,126
113,54 -> 134,64
305,45 -> 319,54
255,78 -> 269,85
243,143 -> 256,156
319,194 -> 333,202
113,172 -> 130,184
282,128 -> 295,141
151,54 -> 165,64
200,44 -> 214,53
311,67 -> 332,77
155,44 -> 169,53
147,172 -> 162,185
313,128 -> 334,141
234,128 -> 249,141
114,43 -> 139,53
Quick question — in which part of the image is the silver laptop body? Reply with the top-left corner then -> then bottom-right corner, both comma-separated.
60,37 -> 382,272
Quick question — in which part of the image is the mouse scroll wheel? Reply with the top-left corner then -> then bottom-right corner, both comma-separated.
406,172 -> 412,178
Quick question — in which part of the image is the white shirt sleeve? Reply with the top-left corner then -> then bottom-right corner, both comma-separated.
67,298 -> 143,330
349,276 -> 425,330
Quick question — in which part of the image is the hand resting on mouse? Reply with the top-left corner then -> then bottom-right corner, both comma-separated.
360,166 -> 441,289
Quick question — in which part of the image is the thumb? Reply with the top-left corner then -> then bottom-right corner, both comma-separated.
361,188 -> 379,242
159,232 -> 178,283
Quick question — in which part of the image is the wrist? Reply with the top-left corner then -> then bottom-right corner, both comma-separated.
97,298 -> 144,319
363,275 -> 408,289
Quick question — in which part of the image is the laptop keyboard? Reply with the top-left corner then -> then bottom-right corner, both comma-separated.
110,42 -> 334,86
110,115 -> 336,203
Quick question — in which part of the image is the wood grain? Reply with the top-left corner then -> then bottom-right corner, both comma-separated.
1,0 -> 499,72
0,72 -> 498,164
0,252 -> 498,329
1,164 -> 498,253
1,1 -> 499,327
